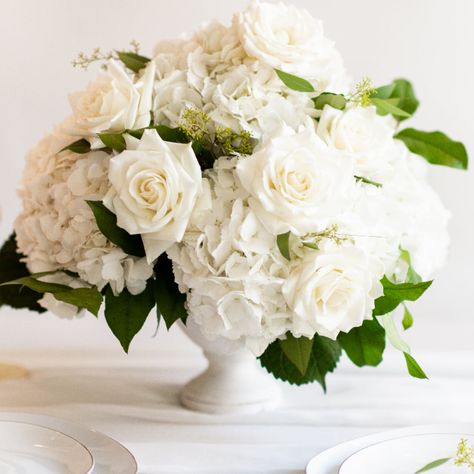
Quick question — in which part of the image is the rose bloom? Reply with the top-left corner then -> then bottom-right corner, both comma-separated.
283,244 -> 384,339
236,124 -> 355,236
317,105 -> 397,178
236,1 -> 348,91
68,60 -> 155,137
103,129 -> 202,263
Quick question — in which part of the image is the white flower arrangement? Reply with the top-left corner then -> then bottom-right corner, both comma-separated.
0,1 -> 468,387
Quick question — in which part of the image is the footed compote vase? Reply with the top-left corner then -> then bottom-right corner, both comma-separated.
179,318 -> 281,415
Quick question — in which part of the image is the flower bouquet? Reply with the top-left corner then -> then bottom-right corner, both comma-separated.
0,1 -> 468,401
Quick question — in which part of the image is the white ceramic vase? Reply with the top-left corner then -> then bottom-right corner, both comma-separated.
179,318 -> 281,415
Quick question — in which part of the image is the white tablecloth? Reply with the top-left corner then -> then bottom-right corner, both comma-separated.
0,348 -> 473,474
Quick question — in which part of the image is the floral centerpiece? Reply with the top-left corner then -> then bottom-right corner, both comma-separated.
0,1 -> 468,391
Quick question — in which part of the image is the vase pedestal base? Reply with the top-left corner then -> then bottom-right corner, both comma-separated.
180,351 -> 281,415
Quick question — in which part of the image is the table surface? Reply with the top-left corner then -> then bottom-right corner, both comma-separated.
0,346 -> 473,474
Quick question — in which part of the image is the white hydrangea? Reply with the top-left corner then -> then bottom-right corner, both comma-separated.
15,125 -> 153,298
168,157 -> 293,355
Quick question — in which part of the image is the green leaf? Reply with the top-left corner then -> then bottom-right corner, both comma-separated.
395,128 -> 468,170
86,201 -> 145,257
302,242 -> 319,250
382,277 -> 432,301
277,232 -> 291,260
1,269 -> 103,316
60,139 -> 91,154
53,288 -> 103,317
379,314 -> 411,353
0,234 -> 46,313
279,334 -> 313,376
338,319 -> 386,367
371,97 -> 412,118
404,352 -> 429,379
354,175 -> 382,188
98,133 -> 126,152
402,304 -> 414,330
116,51 -> 151,73
153,254 -> 187,329
275,69 -> 315,92
313,92 -> 346,110
104,280 -> 155,352
400,248 -> 422,284
152,125 -> 189,143
414,457 -> 451,473
374,79 -> 419,120
0,275 -> 71,293
373,277 -> 432,316
259,334 -> 341,390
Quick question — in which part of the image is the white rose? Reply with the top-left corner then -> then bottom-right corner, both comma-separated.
103,129 -> 202,263
317,105 -> 397,177
68,60 -> 155,137
235,1 -> 349,91
236,124 -> 355,235
283,245 -> 384,339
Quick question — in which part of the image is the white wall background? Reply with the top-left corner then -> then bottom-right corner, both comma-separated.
0,0 -> 472,358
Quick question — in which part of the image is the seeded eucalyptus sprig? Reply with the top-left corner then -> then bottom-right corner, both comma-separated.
414,438 -> 474,473
72,40 -> 151,73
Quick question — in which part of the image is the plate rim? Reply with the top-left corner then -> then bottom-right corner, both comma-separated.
0,419 -> 95,474
0,412 -> 137,474
306,423 -> 474,474
338,431 -> 474,474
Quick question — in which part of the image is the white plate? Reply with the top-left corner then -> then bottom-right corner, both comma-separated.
306,424 -> 474,474
340,433 -> 474,474
0,421 -> 94,474
0,413 -> 137,474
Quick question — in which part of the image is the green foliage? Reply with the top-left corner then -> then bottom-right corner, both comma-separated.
104,281 -> 155,352
98,133 -> 126,152
395,128 -> 468,170
153,253 -> 187,329
354,175 -> 382,188
373,78 -> 419,120
404,352 -> 428,379
371,97 -> 411,118
338,318 -> 386,367
313,92 -> 346,110
259,334 -> 341,390
379,313 -> 410,353
1,271 -> 102,316
402,304 -> 414,330
279,334 -> 313,375
116,51 -> 151,73
276,232 -> 291,260
400,248 -> 422,284
0,233 -> 45,313
414,458 -> 451,474
275,69 -> 315,92
60,139 -> 91,154
152,125 -> 189,143
86,201 -> 145,257
373,277 -> 432,316
53,287 -> 102,316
